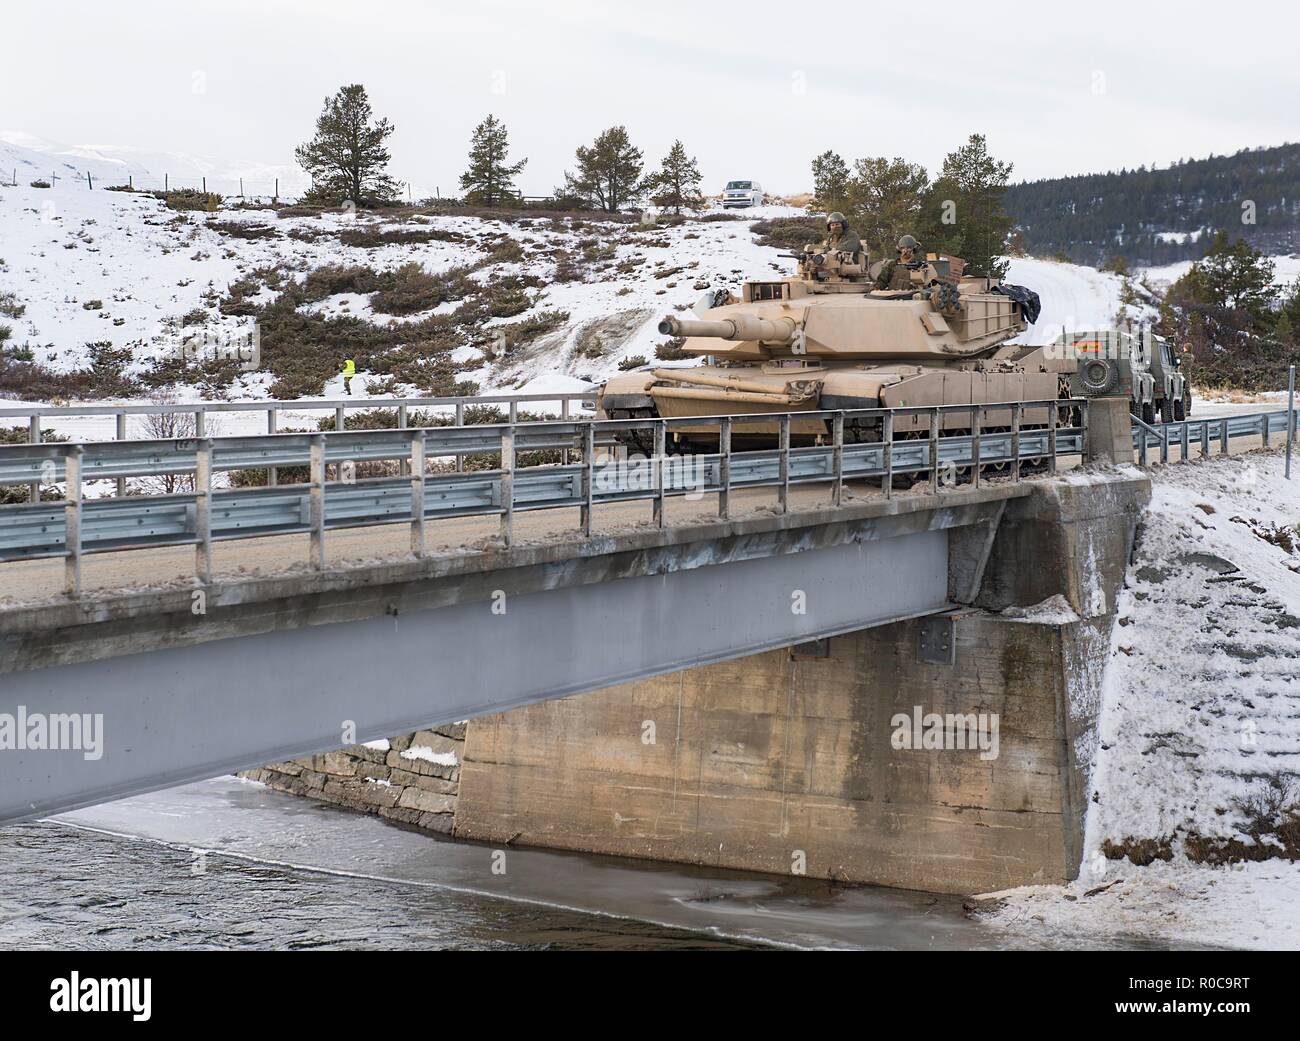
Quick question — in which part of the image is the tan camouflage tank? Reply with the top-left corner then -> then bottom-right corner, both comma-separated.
598,245 -> 1077,449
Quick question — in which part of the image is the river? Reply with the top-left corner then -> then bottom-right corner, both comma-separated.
0,776 -> 1171,950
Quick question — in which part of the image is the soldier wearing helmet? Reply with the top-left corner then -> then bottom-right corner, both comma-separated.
822,211 -> 862,256
875,234 -> 925,291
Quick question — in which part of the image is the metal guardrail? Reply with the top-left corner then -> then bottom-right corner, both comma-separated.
0,399 -> 1086,596
1132,409 -> 1295,465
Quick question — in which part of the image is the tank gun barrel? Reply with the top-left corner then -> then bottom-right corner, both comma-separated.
658,314 -> 798,343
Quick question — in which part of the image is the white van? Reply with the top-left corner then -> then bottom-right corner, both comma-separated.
722,180 -> 763,207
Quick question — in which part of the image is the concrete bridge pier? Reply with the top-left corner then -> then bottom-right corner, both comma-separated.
452,471 -> 1148,894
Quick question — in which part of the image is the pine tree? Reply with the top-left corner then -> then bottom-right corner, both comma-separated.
810,150 -> 850,213
647,140 -> 704,214
920,134 -> 1014,277
295,84 -> 399,206
560,126 -> 645,212
459,115 -> 527,208
842,156 -> 929,259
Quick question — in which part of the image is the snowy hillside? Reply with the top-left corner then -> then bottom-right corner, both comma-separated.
0,131 -> 306,198
985,451 -> 1300,949
0,178 -> 1144,421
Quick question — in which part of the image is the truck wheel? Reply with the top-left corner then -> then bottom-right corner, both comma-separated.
1160,397 -> 1175,423
1141,402 -> 1156,425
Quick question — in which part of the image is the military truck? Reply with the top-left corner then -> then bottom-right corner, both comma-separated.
1060,327 -> 1191,424
599,244 -> 1082,453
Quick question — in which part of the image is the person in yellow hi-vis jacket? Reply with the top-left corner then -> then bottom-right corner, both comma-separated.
340,357 -> 356,396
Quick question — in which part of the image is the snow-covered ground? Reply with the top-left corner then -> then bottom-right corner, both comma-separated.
1003,256 -> 1147,344
1140,254 -> 1300,290
984,451 -> 1300,950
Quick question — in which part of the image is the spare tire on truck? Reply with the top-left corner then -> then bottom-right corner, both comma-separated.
1078,357 -> 1120,396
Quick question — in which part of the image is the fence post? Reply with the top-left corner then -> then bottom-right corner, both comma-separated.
581,422 -> 595,536
1011,403 -> 1022,483
881,410 -> 893,500
116,411 -> 127,496
267,408 -> 278,486
194,438 -> 213,584
63,445 -> 83,598
409,429 -> 426,557
653,420 -> 667,528
455,401 -> 465,472
1262,410 -> 1271,450
929,410 -> 941,493
1047,405 -> 1058,474
832,412 -> 844,506
1287,364 -> 1296,480
499,426 -> 515,546
28,415 -> 40,503
778,414 -> 790,513
309,434 -> 326,569
1180,420 -> 1190,462
1200,419 -> 1210,459
194,410 -> 205,438
970,406 -> 982,489
719,417 -> 732,519
1220,416 -> 1230,455
398,403 -> 409,476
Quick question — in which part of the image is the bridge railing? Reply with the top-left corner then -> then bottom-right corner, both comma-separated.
0,399 -> 1089,595
1132,409 -> 1293,465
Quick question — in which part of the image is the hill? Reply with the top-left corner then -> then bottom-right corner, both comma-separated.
1004,143 -> 1300,267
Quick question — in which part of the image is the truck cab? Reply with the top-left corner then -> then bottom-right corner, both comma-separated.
722,180 -> 763,208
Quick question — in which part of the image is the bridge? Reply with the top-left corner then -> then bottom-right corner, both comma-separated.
0,391 -> 1290,835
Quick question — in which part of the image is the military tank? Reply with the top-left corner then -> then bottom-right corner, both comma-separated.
598,244 -> 1079,452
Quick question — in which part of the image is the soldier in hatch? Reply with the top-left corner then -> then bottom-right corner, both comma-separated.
822,211 -> 862,256
874,234 -> 925,291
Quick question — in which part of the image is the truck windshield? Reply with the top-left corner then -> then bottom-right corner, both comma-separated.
726,181 -> 752,190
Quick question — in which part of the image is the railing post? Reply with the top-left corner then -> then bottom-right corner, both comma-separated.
832,412 -> 844,507
1011,403 -> 1022,483
970,406 -> 982,489
561,397 -> 571,463
409,428 -> 425,557
653,420 -> 667,528
778,414 -> 790,513
1220,416 -> 1229,455
509,400 -> 518,425
63,445 -> 83,598
580,422 -> 595,537
334,404 -> 346,435
267,408 -> 278,486
309,433 -> 326,569
194,410 -> 205,438
1200,419 -> 1210,459
455,401 -> 465,472
499,426 -> 514,546
719,417 -> 732,520
929,409 -> 941,493
1160,421 -> 1169,465
881,410 -> 893,500
28,415 -> 40,503
115,411 -> 127,497
1261,411 -> 1270,450
398,403 -> 410,477
1180,420 -> 1190,462
194,438 -> 213,584
1138,420 -> 1148,467
1047,404 -> 1058,474
1287,364 -> 1296,480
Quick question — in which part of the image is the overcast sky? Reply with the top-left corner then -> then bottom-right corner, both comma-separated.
3,0 -> 1296,197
